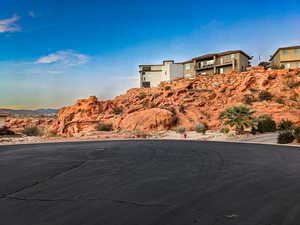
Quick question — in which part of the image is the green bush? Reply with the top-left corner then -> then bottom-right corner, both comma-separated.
258,90 -> 273,101
277,131 -> 295,144
220,127 -> 230,134
293,126 -> 300,143
194,123 -> 208,134
278,120 -> 294,131
95,123 -> 113,131
256,115 -> 276,133
22,126 -> 42,136
176,126 -> 186,134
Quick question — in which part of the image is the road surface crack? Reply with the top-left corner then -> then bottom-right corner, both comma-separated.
0,160 -> 87,198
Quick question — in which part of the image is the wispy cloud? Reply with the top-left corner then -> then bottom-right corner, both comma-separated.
0,14 -> 21,33
28,11 -> 36,18
35,50 -> 89,66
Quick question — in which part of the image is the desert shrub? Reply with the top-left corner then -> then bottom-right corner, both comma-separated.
277,131 -> 295,144
256,115 -> 277,133
0,127 -> 15,135
176,126 -> 186,134
220,127 -> 230,134
258,90 -> 273,101
278,120 -> 294,131
249,88 -> 258,93
153,93 -> 160,99
179,105 -> 185,113
293,126 -> 300,143
44,129 -> 58,137
275,96 -> 285,104
219,105 -> 256,134
22,126 -> 42,136
138,92 -> 147,100
243,94 -> 255,105
164,86 -> 171,91
112,107 -> 123,115
133,130 -> 148,138
95,123 -> 113,131
194,123 -> 208,134
289,92 -> 299,101
287,80 -> 300,89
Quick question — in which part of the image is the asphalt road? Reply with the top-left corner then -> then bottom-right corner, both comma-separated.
1,140 -> 300,225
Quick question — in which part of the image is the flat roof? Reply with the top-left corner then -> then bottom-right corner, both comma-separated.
192,50 -> 252,60
270,45 -> 300,60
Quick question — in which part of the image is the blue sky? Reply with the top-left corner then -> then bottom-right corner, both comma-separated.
1,0 -> 300,109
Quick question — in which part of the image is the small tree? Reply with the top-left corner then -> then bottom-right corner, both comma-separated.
219,105 -> 256,134
194,123 -> 208,134
258,61 -> 270,69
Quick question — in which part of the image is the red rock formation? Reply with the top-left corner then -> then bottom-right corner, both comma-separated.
6,67 -> 300,136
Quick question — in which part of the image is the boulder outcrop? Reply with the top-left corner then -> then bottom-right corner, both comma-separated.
6,67 -> 300,136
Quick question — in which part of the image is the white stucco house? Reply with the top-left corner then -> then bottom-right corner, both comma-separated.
139,60 -> 184,88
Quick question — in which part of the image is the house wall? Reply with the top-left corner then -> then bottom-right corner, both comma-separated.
183,62 -> 195,78
142,71 -> 163,87
280,48 -> 300,62
282,61 -> 300,69
236,53 -> 249,71
198,68 -> 214,75
169,63 -> 184,80
271,53 -> 281,68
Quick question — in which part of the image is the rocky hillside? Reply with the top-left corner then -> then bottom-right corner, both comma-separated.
6,67 -> 300,136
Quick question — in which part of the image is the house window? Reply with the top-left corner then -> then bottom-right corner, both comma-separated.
298,62 -> 300,68
283,50 -> 289,55
230,54 -> 235,59
285,63 -> 291,69
185,64 -> 191,70
295,49 -> 300,55
220,58 -> 224,64
219,68 -> 224,74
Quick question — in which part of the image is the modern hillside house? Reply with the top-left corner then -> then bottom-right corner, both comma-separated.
139,50 -> 251,88
0,111 -> 8,128
270,46 -> 300,69
139,60 -> 184,88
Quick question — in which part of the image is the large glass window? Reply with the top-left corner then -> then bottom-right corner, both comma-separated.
283,50 -> 289,55
230,54 -> 235,59
219,68 -> 224,74
285,63 -> 291,69
295,49 -> 300,55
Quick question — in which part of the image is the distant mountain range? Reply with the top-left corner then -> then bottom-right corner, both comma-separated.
0,108 -> 59,115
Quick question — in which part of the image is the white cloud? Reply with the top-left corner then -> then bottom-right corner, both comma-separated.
35,50 -> 89,66
28,11 -> 36,18
0,14 -> 21,33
